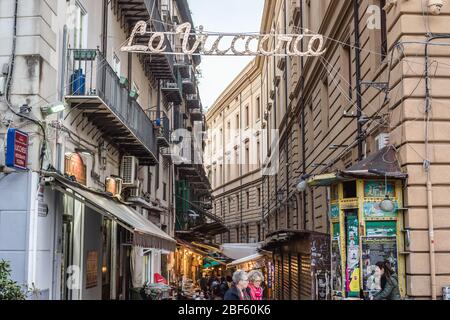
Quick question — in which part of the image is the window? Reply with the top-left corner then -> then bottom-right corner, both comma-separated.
236,195 -> 240,211
321,77 -> 330,130
245,105 -> 250,127
342,38 -> 352,99
163,182 -> 167,200
257,223 -> 261,242
245,141 -> 250,173
256,97 -> 261,120
219,164 -> 223,186
227,121 -> 231,140
257,188 -> 261,207
379,0 -> 388,60
257,140 -> 261,167
246,191 -> 250,209
246,225 -> 250,242
228,197 -> 231,213
236,113 -> 240,130
72,2 -> 88,49
236,227 -> 240,242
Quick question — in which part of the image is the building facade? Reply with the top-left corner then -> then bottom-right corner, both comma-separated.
207,0 -> 450,300
0,0 -> 210,300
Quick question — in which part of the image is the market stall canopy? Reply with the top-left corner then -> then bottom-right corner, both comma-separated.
46,172 -> 176,251
220,243 -> 262,260
176,238 -> 232,265
227,253 -> 265,267
307,146 -> 407,187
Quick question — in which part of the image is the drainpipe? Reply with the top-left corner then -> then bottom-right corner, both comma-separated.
300,0 -> 307,230
239,92 -> 243,242
423,34 -> 450,300
353,0 -> 363,160
284,0 -> 290,229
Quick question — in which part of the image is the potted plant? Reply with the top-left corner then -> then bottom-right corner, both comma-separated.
0,260 -> 26,300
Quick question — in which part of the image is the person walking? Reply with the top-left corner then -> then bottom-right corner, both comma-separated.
219,277 -> 229,298
224,270 -> 251,300
370,261 -> 401,300
247,270 -> 264,300
199,273 -> 208,294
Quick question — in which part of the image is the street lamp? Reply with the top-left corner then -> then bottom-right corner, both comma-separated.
276,189 -> 285,202
296,174 -> 311,193
41,101 -> 67,117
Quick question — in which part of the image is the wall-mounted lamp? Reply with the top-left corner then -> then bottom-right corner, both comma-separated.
41,101 -> 67,117
329,144 -> 349,150
296,174 -> 311,193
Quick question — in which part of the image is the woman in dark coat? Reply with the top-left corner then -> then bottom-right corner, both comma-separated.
224,270 -> 251,300
371,261 -> 401,300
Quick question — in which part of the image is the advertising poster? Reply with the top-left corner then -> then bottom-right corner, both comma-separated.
331,239 -> 342,294
364,181 -> 395,198
362,237 -> 398,293
345,212 -> 360,297
364,201 -> 398,219
330,204 -> 340,219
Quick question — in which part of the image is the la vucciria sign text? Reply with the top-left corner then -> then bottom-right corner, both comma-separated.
122,22 -> 326,57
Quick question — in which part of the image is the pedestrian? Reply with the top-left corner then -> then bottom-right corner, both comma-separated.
219,276 -> 229,298
224,270 -> 251,300
247,270 -> 264,300
370,261 -> 401,300
199,273 -> 208,294
226,275 -> 233,289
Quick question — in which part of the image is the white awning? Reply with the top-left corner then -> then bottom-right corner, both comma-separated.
49,174 -> 176,251
220,243 -> 262,260
228,253 -> 265,267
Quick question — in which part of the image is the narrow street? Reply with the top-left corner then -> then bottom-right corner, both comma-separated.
0,0 -> 450,303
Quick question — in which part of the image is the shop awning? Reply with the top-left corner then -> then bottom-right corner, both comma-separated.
220,243 -> 262,260
307,146 -> 407,187
227,253 -> 265,267
47,173 -> 176,252
340,145 -> 408,179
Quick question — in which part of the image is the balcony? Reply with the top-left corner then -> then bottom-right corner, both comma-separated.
147,110 -> 171,148
186,94 -> 200,109
182,66 -> 196,95
113,0 -> 175,81
65,49 -> 158,166
161,77 -> 182,104
190,108 -> 202,121
174,55 -> 191,79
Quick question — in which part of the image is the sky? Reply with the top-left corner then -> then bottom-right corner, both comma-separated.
187,0 -> 265,110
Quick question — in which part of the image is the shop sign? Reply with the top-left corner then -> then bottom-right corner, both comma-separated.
37,185 -> 48,217
122,22 -> 327,57
5,128 -> 29,170
362,237 -> 397,294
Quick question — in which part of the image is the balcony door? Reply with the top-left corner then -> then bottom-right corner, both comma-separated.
71,1 -> 88,49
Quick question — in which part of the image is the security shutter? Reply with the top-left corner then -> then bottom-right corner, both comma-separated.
283,253 -> 290,300
291,254 -> 299,300
274,254 -> 282,300
299,253 -> 312,299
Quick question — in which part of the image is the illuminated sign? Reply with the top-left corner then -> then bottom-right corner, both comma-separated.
122,22 -> 326,57
6,128 -> 29,170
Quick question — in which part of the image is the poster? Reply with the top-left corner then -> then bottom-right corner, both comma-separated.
364,201 -> 398,219
331,239 -> 342,294
346,212 -> 360,297
330,204 -> 339,219
366,221 -> 397,237
362,237 -> 398,293
86,251 -> 98,289
364,181 -> 395,198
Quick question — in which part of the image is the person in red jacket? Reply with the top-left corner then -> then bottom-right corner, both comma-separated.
247,270 -> 264,300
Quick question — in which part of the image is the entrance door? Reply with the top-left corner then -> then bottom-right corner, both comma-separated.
345,210 -> 360,297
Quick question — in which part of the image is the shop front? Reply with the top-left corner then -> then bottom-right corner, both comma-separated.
263,230 -> 331,300
308,146 -> 407,300
45,172 -> 176,300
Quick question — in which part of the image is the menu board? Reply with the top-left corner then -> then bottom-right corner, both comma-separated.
362,237 -> 397,293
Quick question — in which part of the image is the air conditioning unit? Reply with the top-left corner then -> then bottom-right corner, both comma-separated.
105,176 -> 123,197
375,133 -> 390,151
121,156 -> 138,186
